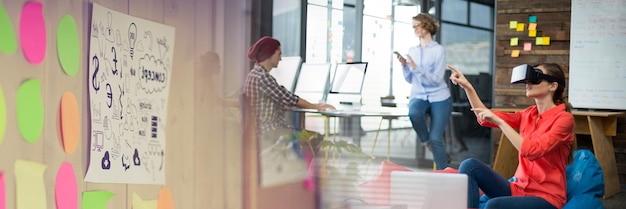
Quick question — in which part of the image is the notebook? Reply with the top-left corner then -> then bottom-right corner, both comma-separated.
390,171 -> 468,209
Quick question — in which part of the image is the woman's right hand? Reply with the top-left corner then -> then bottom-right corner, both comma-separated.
448,64 -> 473,90
396,54 -> 417,69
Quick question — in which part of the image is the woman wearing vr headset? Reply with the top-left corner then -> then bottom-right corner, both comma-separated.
448,63 -> 574,209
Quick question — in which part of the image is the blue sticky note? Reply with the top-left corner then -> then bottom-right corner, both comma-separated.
529,15 -> 537,23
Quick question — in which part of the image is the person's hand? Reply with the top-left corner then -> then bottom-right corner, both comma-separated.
395,54 -> 417,69
448,64 -> 472,90
471,107 -> 503,125
316,103 -> 336,112
406,55 -> 417,69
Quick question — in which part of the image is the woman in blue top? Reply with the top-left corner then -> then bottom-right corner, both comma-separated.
395,13 -> 451,169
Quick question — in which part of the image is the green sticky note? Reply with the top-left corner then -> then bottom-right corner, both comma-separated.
536,37 -> 544,45
510,37 -> 519,46
57,15 -> 80,77
0,84 -> 5,144
82,191 -> 115,209
0,0 -> 18,54
509,21 -> 517,29
16,79 -> 44,143
529,15 -> 537,23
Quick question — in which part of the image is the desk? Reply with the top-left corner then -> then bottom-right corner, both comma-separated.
291,106 -> 410,142
491,108 -> 624,199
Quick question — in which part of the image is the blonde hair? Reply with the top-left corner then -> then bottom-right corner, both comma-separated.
413,13 -> 439,36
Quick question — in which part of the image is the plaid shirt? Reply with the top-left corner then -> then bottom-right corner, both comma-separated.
244,64 -> 299,136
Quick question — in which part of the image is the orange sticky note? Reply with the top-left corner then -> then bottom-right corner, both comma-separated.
523,42 -> 532,51
511,50 -> 520,58
529,30 -> 537,37
516,23 -> 525,32
510,37 -> 519,46
542,37 -> 550,45
509,21 -> 518,29
61,92 -> 80,154
157,187 -> 174,209
528,23 -> 537,30
536,37 -> 543,45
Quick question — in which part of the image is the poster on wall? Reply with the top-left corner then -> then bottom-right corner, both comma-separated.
85,3 -> 175,184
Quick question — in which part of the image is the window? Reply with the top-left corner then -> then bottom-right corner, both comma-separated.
273,0 -> 302,56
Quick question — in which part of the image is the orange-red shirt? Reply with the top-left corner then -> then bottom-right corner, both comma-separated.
479,104 -> 574,209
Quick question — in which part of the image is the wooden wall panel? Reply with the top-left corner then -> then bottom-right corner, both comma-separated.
495,0 -> 626,185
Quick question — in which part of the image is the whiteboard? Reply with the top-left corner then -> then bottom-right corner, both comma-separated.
569,0 -> 626,110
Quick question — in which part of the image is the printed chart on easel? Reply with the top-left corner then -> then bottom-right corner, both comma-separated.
85,3 -> 175,184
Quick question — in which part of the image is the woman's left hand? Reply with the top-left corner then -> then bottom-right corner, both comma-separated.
471,107 -> 503,125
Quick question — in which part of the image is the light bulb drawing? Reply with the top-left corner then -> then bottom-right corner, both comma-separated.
128,23 -> 137,59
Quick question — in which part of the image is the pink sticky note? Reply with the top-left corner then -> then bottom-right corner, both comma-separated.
55,162 -> 78,209
523,42 -> 532,51
19,1 -> 47,64
1,172 -> 5,209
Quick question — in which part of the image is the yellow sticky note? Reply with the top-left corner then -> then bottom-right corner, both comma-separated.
536,37 -> 543,45
528,23 -> 537,30
516,23 -> 525,32
509,21 -> 518,29
529,30 -> 537,37
542,36 -> 550,45
510,37 -> 519,46
511,50 -> 521,58
15,159 -> 47,209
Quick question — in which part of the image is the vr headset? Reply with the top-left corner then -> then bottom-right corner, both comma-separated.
510,64 -> 565,87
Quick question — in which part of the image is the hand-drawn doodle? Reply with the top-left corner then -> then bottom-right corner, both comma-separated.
101,151 -> 111,169
86,3 -> 173,185
128,23 -> 137,59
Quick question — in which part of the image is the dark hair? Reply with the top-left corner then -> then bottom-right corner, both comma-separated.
413,13 -> 439,36
535,63 -> 572,112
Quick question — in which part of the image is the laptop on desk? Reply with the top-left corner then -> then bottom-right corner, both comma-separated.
326,62 -> 368,112
390,171 -> 468,209
294,62 -> 332,103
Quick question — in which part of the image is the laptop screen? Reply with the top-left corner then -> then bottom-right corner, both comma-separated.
329,62 -> 368,94
294,63 -> 331,103
269,56 -> 301,92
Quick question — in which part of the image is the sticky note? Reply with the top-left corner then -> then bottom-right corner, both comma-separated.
55,162 -> 78,209
529,30 -> 537,37
528,23 -> 537,30
516,23 -> 525,32
542,37 -> 550,45
82,191 -> 114,209
536,37 -> 544,45
510,37 -> 519,46
61,92 -> 80,154
0,0 -> 18,54
133,193 -> 158,209
15,160 -> 47,209
529,15 -> 537,23
523,42 -> 532,51
511,50 -> 520,58
1,172 -> 5,209
16,79 -> 44,143
157,187 -> 174,209
19,2 -> 47,64
57,15 -> 80,77
509,21 -> 517,29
